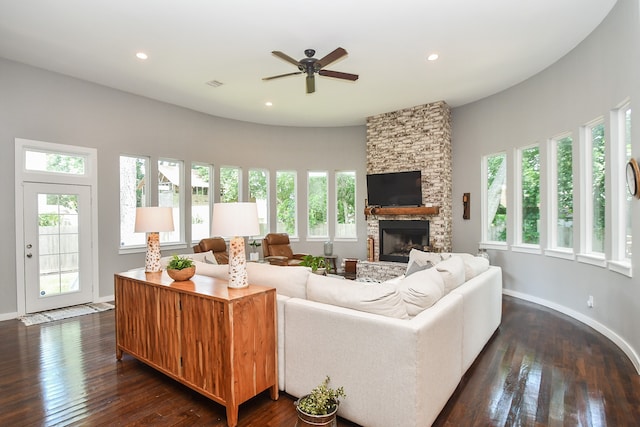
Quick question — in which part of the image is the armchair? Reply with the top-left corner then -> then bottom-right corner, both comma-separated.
262,233 -> 307,266
192,237 -> 229,264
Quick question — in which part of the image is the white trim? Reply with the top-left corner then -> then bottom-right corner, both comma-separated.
511,244 -> 542,255
607,260 -> 632,277
15,138 -> 100,315
0,312 -> 19,322
576,252 -> 607,268
544,248 -> 576,260
479,241 -> 508,251
503,289 -> 640,375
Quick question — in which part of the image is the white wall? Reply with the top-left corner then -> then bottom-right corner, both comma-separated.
452,0 -> 640,370
0,58 -> 367,317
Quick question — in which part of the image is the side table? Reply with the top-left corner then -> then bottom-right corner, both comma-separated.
324,255 -> 338,274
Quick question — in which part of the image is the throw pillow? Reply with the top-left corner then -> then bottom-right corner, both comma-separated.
397,267 -> 445,316
435,255 -> 466,293
405,249 -> 443,275
405,259 -> 433,276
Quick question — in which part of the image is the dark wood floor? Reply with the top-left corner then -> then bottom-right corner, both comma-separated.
1,296 -> 639,426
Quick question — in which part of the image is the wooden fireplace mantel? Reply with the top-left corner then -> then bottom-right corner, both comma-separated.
364,206 -> 440,217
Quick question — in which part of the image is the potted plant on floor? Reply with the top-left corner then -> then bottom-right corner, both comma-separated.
300,255 -> 328,275
166,255 -> 196,281
295,376 -> 346,427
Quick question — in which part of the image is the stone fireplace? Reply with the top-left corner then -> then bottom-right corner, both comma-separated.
379,220 -> 429,262
365,101 -> 452,262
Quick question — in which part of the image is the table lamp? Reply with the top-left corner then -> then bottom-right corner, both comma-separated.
134,207 -> 174,272
211,202 -> 260,288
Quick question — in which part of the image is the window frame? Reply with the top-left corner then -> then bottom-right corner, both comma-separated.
275,170 -> 298,238
307,170 -> 329,240
545,133 -> 576,260
334,170 -> 357,241
157,158 -> 185,246
190,162 -> 213,243
513,143 -> 542,254
608,101 -> 632,276
248,168 -> 270,238
481,152 -> 509,250
119,154 -> 150,251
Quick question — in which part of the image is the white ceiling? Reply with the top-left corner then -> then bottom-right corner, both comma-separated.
0,0 -> 616,127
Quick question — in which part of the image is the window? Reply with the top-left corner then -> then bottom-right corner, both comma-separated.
610,104 -> 632,272
191,163 -> 212,242
519,145 -> 540,246
158,159 -> 183,244
584,121 -> 606,255
249,169 -> 269,236
119,155 -> 149,247
335,171 -> 356,239
548,135 -> 574,252
276,171 -> 297,236
308,171 -> 328,238
483,153 -> 507,243
220,166 -> 240,203
25,150 -> 87,175
623,107 -> 632,261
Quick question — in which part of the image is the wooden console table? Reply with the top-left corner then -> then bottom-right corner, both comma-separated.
114,270 -> 278,427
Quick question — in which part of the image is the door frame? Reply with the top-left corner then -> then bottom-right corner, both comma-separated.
15,138 -> 99,316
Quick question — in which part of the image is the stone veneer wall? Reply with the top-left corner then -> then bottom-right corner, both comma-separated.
366,101 -> 452,258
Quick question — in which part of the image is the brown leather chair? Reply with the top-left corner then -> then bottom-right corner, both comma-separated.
262,233 -> 307,266
193,237 -> 229,264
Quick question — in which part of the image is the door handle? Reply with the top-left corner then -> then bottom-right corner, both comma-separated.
26,244 -> 32,249
26,253 -> 33,258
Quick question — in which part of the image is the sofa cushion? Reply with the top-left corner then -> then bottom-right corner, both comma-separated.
191,261 -> 229,279
435,256 -> 466,293
160,251 -> 216,269
397,267 -> 445,316
245,262 -> 309,299
306,273 -> 409,319
405,258 -> 433,276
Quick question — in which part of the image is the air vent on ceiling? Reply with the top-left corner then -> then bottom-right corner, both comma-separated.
205,80 -> 224,88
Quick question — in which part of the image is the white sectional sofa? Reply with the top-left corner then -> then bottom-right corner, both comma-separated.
191,252 -> 502,427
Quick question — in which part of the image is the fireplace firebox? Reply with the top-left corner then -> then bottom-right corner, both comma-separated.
379,220 -> 429,263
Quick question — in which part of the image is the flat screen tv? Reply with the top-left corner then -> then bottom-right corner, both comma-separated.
366,170 -> 422,207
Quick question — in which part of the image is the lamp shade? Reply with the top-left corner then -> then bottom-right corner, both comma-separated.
211,202 -> 260,237
134,207 -> 175,233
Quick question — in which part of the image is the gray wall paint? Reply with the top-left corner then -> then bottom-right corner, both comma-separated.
452,0 -> 640,364
0,58 -> 367,315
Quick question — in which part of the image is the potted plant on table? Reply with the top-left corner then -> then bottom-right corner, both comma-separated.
166,255 -> 196,281
295,376 -> 346,427
299,254 -> 327,275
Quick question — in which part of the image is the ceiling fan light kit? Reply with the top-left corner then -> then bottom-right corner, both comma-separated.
263,47 -> 359,94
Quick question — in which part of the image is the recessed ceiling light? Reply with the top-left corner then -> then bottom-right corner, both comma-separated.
136,52 -> 148,60
427,53 -> 439,61
265,101 -> 273,107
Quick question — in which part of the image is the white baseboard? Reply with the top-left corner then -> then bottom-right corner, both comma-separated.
503,289 -> 640,375
95,295 -> 115,304
0,312 -> 19,322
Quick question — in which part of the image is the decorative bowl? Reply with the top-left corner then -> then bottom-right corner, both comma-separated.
166,266 -> 196,281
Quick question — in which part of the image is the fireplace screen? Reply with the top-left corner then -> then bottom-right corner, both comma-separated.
379,220 -> 429,262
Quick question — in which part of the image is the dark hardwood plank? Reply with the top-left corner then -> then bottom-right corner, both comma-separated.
0,296 -> 639,426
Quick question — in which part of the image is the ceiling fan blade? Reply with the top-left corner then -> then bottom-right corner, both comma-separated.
318,69 -> 359,81
306,75 -> 315,94
317,47 -> 347,68
271,51 -> 301,66
262,71 -> 303,81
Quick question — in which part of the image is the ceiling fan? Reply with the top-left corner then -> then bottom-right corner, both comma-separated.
262,47 -> 359,94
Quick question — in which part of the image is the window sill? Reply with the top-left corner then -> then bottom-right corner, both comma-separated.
544,248 -> 576,260
608,260 -> 632,278
576,253 -> 607,268
479,241 -> 508,251
511,244 -> 542,255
